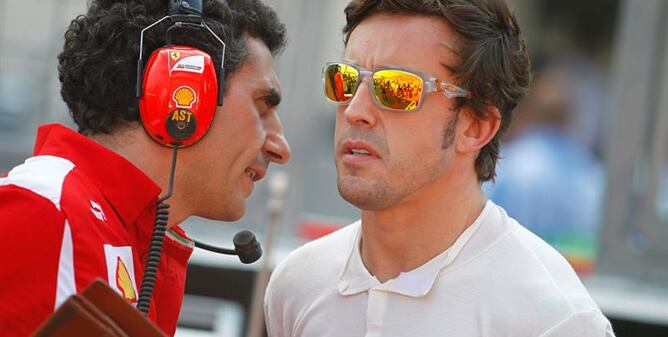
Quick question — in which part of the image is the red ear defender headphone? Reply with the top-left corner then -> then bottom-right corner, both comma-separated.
135,0 -> 262,316
139,47 -> 218,146
136,0 -> 225,147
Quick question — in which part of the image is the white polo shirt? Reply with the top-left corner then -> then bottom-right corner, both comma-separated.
265,201 -> 615,337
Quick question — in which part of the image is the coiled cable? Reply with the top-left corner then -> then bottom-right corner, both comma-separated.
137,145 -> 178,315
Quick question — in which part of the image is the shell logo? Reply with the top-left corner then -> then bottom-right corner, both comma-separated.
173,86 -> 197,109
115,257 -> 137,304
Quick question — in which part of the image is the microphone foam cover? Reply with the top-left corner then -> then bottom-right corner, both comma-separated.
233,230 -> 263,264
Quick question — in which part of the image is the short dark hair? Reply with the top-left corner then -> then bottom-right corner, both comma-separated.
343,0 -> 531,182
58,0 -> 286,135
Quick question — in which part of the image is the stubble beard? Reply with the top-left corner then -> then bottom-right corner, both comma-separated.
336,111 -> 459,210
337,172 -> 404,210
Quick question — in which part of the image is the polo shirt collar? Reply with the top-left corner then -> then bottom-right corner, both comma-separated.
32,124 -> 161,227
337,200 -> 493,298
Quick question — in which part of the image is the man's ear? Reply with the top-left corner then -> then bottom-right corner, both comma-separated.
455,106 -> 501,154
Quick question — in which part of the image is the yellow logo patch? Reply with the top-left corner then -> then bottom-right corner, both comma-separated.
103,245 -> 138,306
173,86 -> 197,109
115,257 -> 137,303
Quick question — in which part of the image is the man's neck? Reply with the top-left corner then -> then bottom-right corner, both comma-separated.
89,126 -> 189,228
359,171 -> 486,283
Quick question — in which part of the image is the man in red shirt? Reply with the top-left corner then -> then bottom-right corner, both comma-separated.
0,0 -> 290,336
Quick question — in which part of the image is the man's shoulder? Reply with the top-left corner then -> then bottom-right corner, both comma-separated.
267,221 -> 359,297
447,207 -> 610,335
540,309 -> 615,337
0,154 -> 104,224
465,209 -> 602,319
0,155 -> 75,212
470,205 -> 588,291
505,222 -> 590,293
274,221 -> 359,276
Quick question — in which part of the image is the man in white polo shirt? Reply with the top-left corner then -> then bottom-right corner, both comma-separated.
265,0 -> 615,336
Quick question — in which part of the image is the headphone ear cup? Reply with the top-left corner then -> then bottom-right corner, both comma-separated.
139,46 -> 218,147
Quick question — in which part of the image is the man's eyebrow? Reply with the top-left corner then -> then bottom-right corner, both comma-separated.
437,42 -> 462,72
438,42 -> 460,57
440,61 -> 458,75
260,87 -> 282,107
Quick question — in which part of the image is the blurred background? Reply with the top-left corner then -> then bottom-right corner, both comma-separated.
1,0 -> 668,336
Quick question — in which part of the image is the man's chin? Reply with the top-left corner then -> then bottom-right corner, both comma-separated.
222,211 -> 244,222
198,202 -> 246,222
337,176 -> 391,210
225,204 -> 246,221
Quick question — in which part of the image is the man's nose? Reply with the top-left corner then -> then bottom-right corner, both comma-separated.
342,79 -> 378,127
263,117 -> 291,164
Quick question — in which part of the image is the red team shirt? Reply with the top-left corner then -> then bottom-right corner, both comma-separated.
0,124 -> 194,336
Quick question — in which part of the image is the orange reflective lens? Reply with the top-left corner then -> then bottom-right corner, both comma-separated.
372,69 -> 423,111
324,63 -> 359,103
323,63 -> 425,111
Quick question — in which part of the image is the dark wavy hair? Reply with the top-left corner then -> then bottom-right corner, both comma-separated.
58,0 -> 286,135
343,0 -> 531,182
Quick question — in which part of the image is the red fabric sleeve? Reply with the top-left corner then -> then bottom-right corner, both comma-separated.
0,185 -> 67,336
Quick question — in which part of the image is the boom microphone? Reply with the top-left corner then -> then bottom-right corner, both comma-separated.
193,230 -> 263,264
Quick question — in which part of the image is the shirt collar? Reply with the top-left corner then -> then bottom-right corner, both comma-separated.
33,124 -> 161,227
337,200 -> 494,298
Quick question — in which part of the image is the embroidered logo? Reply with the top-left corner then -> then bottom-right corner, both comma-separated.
115,257 -> 138,303
90,200 -> 107,221
104,245 -> 139,305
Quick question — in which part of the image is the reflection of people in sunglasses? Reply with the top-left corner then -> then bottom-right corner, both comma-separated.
333,72 -> 345,100
266,0 -> 615,337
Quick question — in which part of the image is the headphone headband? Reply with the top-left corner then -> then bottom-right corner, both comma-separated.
169,0 -> 203,17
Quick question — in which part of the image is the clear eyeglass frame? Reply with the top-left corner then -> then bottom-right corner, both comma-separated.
322,62 -> 471,112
